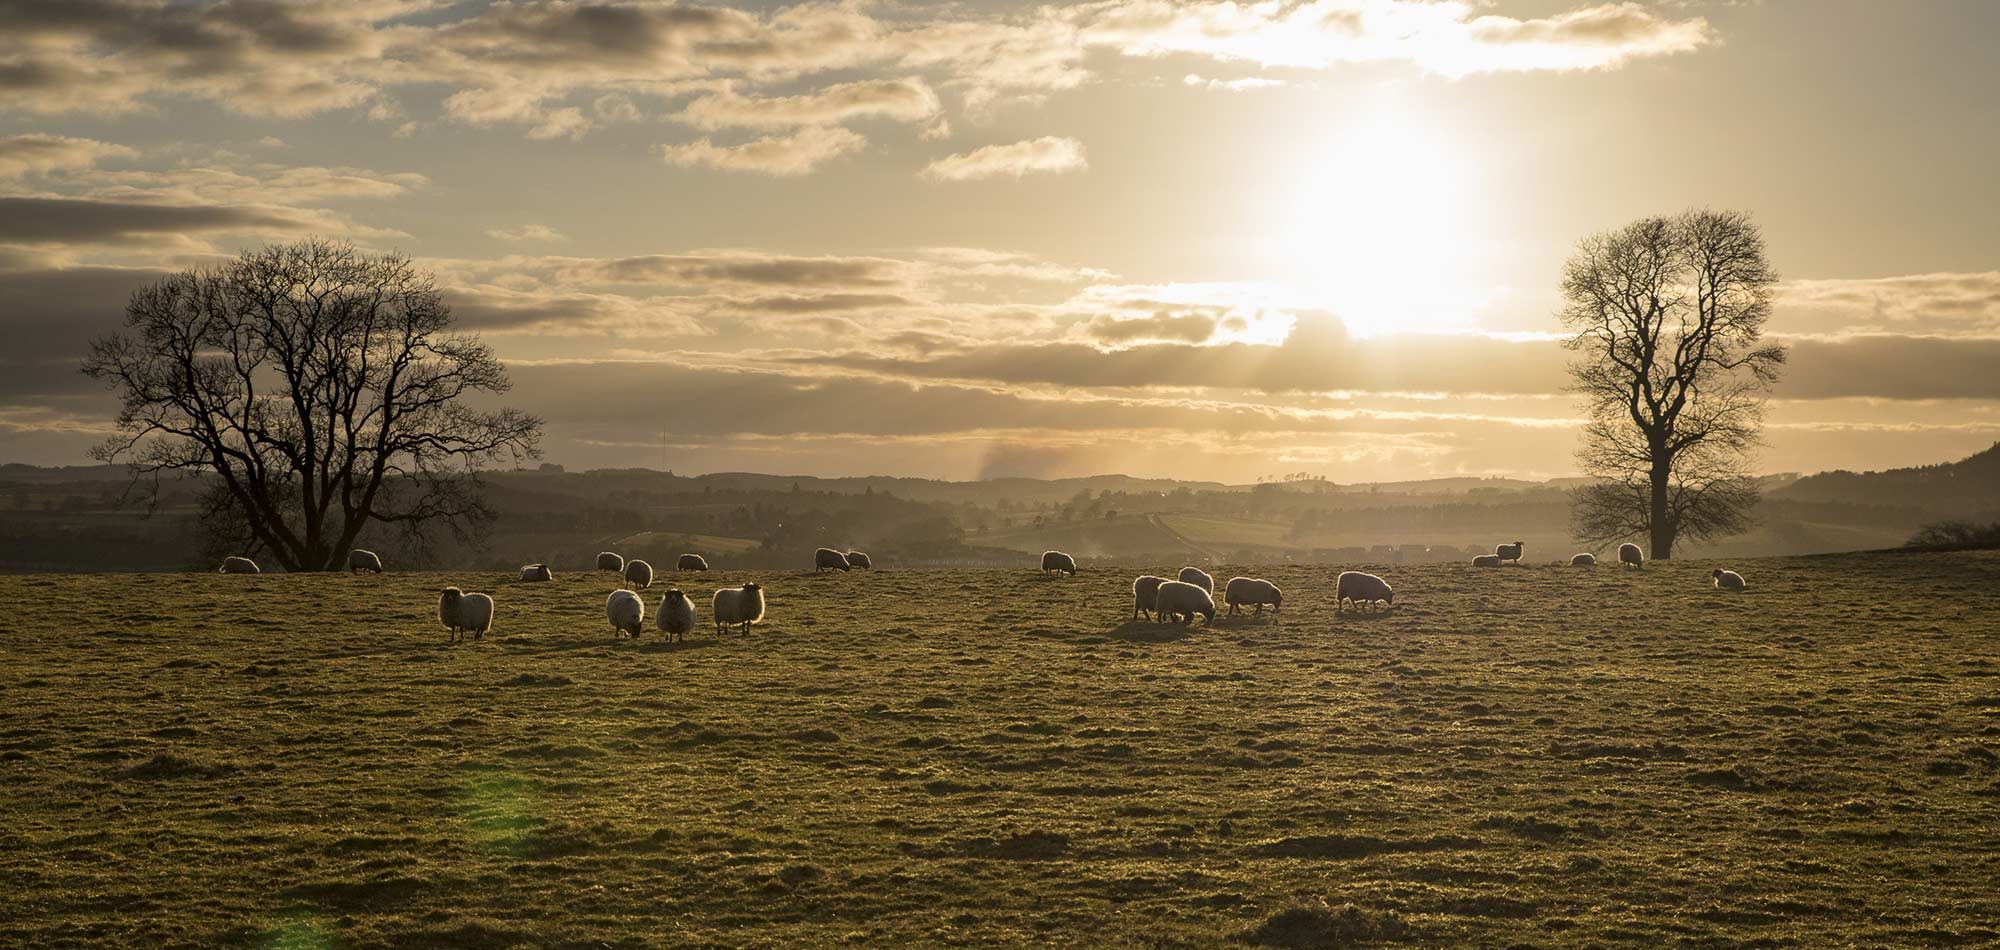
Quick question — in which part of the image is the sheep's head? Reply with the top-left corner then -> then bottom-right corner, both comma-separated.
1711,569 -> 1724,578
1383,589 -> 1395,604
743,582 -> 761,593
1270,588 -> 1283,610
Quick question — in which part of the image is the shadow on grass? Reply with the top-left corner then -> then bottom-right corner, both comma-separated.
1107,621 -> 1199,643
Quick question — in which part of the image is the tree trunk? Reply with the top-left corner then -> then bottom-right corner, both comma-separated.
1648,463 -> 1674,560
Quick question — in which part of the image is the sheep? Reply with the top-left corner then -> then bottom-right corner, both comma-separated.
1471,554 -> 1502,567
657,589 -> 697,642
1153,580 -> 1216,625
1619,543 -> 1644,569
437,587 -> 494,643
815,548 -> 851,572
1336,571 -> 1394,612
1178,566 -> 1214,593
596,551 -> 624,572
1223,577 -> 1282,616
1131,575 -> 1166,621
1570,553 -> 1597,568
1712,568 -> 1747,591
1495,541 -> 1525,564
519,563 -> 553,582
217,556 -> 260,574
712,582 -> 766,634
348,549 -> 383,574
607,589 -> 645,638
677,553 -> 709,572
846,551 -> 872,569
1041,550 -> 1077,576
623,558 -> 654,590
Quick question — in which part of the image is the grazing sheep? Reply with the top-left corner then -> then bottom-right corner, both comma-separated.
1570,553 -> 1597,568
1223,577 -> 1282,616
657,589 -> 697,642
348,549 -> 383,574
677,553 -> 709,572
218,556 -> 260,574
1471,554 -> 1502,567
596,551 -> 624,572
438,587 -> 493,643
815,548 -> 851,572
712,583 -> 766,634
623,558 -> 654,590
1153,580 -> 1216,625
1619,543 -> 1644,569
1131,575 -> 1166,621
1495,541 -> 1525,564
1336,571 -> 1395,612
1041,551 -> 1077,576
607,589 -> 645,638
1178,566 -> 1214,593
1713,568 -> 1747,591
519,563 -> 553,582
846,551 -> 872,569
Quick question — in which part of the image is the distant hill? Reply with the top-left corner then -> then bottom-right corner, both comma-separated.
1772,442 -> 2000,514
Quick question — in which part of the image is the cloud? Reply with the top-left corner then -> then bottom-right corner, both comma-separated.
0,134 -> 136,178
1084,311 -> 1219,345
1182,73 -> 1285,91
660,125 -> 866,176
675,77 -> 940,130
1779,272 -> 2000,335
922,136 -> 1087,182
556,252 -> 911,290
0,196 -> 319,245
487,224 -> 569,243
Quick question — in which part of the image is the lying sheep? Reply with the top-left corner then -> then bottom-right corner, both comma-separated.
348,549 -> 383,574
846,551 -> 871,569
1712,568 -> 1747,591
1495,541 -> 1525,564
1336,571 -> 1394,612
1570,553 -> 1597,567
1041,551 -> 1077,576
712,582 -> 766,634
1178,566 -> 1214,593
623,558 -> 654,590
657,589 -> 697,642
607,589 -> 645,638
1223,577 -> 1282,616
1471,554 -> 1502,567
438,587 -> 494,643
1153,579 -> 1215,625
1619,543 -> 1644,569
1131,575 -> 1166,621
519,563 -> 553,582
677,553 -> 709,572
597,551 -> 624,572
218,556 -> 260,574
815,548 -> 851,572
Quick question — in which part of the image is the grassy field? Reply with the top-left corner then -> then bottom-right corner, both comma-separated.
3,552 -> 1998,948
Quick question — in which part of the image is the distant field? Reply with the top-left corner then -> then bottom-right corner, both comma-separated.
614,531 -> 765,556
3,553 -> 1999,947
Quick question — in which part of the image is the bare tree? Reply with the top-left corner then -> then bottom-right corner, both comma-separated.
82,239 -> 542,571
1559,209 -> 1786,559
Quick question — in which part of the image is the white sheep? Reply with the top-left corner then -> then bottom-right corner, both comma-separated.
1131,575 -> 1165,621
1712,568 -> 1747,591
437,586 -> 494,643
1041,551 -> 1077,576
607,589 -> 645,638
656,589 -> 696,642
218,556 -> 260,574
1336,571 -> 1394,612
1619,543 -> 1644,569
519,563 -> 553,582
846,551 -> 872,569
1570,553 -> 1597,568
1495,541 -> 1525,564
712,583 -> 766,634
348,549 -> 383,574
815,548 -> 851,572
1177,566 -> 1214,593
596,551 -> 624,572
1153,580 -> 1216,625
677,553 -> 709,572
1223,577 -> 1282,616
1471,554 -> 1502,567
623,558 -> 654,590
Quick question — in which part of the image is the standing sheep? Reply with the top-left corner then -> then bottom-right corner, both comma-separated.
1177,566 -> 1214,593
438,587 -> 494,643
1569,553 -> 1597,568
1153,580 -> 1216,625
1471,555 -> 1502,567
815,548 -> 851,572
596,552 -> 624,572
218,556 -> 260,574
657,589 -> 697,642
1619,543 -> 1644,569
1131,575 -> 1165,621
348,549 -> 383,574
677,553 -> 709,572
1495,541 -> 1525,565
846,551 -> 872,569
1041,551 -> 1077,576
1336,571 -> 1394,612
1223,577 -> 1282,616
623,558 -> 654,590
607,589 -> 645,638
1712,568 -> 1747,591
519,563 -> 553,582
712,583 -> 766,634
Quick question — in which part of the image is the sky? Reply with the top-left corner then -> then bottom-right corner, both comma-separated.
1,0 -> 1997,483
